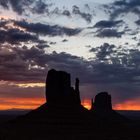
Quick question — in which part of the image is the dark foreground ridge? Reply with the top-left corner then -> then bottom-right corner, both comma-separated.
0,69 -> 140,140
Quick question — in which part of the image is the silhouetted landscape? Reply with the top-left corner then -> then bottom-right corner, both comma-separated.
0,69 -> 139,140
0,0 -> 140,139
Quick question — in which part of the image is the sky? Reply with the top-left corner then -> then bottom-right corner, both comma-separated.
0,0 -> 140,110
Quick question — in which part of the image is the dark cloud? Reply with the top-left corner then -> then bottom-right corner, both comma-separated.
84,4 -> 90,11
72,5 -> 92,23
36,43 -> 50,49
0,45 -> 86,82
51,7 -> 61,15
31,0 -> 48,14
62,10 -> 71,16
0,0 -> 51,15
0,0 -> 34,14
0,45 -> 46,82
0,28 -> 39,44
0,0 -> 9,9
46,5 -> 92,23
0,83 -> 44,99
114,0 -> 140,7
111,0 -> 140,19
0,0 -> 52,15
62,39 -> 68,42
135,20 -> 140,25
94,20 -> 123,28
90,43 -> 116,61
85,45 -> 91,48
0,42 -> 139,85
49,42 -> 56,45
14,20 -> 82,36
96,29 -> 124,38
0,19 -> 8,28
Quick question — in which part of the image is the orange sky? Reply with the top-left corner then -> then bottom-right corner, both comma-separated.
81,99 -> 91,110
0,97 -> 139,110
0,97 -> 45,110
113,99 -> 140,110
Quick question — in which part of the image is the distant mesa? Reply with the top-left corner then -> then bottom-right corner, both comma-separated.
45,69 -> 81,106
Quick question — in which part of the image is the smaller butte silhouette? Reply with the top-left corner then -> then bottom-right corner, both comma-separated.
91,92 -> 112,111
91,92 -> 127,122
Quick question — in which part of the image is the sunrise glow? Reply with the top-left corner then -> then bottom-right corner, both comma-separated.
0,97 -> 45,110
81,99 -> 91,110
0,97 -> 139,110
114,99 -> 140,111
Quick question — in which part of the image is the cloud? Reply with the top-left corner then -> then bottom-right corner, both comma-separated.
1,42 -> 140,86
114,0 -> 140,7
62,39 -> 68,42
96,29 -> 124,38
135,20 -> 140,26
62,10 -> 71,16
0,19 -> 42,45
0,19 -> 8,27
0,45 -> 86,82
0,0 -> 34,15
0,82 -> 44,99
31,0 -> 48,14
14,20 -> 82,36
94,20 -> 123,28
36,43 -> 50,49
90,43 -> 116,61
111,0 -> 140,19
49,42 -> 56,45
0,0 -> 53,16
0,45 -> 46,82
72,5 -> 92,23
92,20 -> 125,38
0,28 -> 39,44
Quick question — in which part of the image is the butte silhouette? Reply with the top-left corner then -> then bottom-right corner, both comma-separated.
13,69 -> 92,124
90,92 -> 127,122
45,69 -> 81,106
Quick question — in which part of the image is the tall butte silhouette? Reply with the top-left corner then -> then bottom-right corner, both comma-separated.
45,69 -> 81,106
15,69 -> 91,124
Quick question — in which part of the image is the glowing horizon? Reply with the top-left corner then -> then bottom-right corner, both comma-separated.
0,98 -> 139,111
